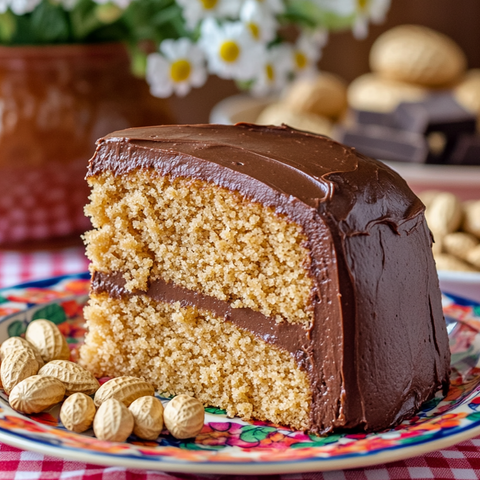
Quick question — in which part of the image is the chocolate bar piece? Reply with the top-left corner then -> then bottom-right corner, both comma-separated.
392,104 -> 429,133
352,109 -> 398,128
449,134 -> 480,166
335,124 -> 428,163
394,94 -> 477,136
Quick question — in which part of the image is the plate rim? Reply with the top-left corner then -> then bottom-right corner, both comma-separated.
438,270 -> 480,284
1,419 -> 480,474
1,273 -> 480,474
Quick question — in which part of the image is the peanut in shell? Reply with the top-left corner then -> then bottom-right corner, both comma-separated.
25,319 -> 70,363
38,360 -> 100,396
94,376 -> 155,408
1,349 -> 39,395
60,392 -> 96,433
9,375 -> 65,414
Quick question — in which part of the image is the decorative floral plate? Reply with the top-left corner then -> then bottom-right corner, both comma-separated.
0,274 -> 480,474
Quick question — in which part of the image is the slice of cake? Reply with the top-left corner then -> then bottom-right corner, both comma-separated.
80,123 -> 450,434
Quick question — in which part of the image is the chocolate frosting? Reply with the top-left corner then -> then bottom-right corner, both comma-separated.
87,123 -> 450,433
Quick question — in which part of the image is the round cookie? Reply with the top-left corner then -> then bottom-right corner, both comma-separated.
282,72 -> 348,121
454,69 -> 480,126
256,102 -> 332,136
370,25 -> 467,88
347,73 -> 427,113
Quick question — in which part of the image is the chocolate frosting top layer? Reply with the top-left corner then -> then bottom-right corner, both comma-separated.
88,123 -> 450,434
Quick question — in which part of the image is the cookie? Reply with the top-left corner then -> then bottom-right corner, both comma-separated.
256,102 -> 332,136
370,25 -> 466,87
347,73 -> 427,112
454,69 -> 480,127
282,72 -> 348,121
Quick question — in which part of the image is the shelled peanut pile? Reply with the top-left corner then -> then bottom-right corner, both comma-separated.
420,191 -> 480,272
0,320 -> 204,442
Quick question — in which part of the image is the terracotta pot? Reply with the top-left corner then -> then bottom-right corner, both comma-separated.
0,43 -> 173,246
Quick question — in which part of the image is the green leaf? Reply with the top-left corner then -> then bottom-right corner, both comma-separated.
32,303 -> 66,325
8,320 -> 26,337
123,0 -> 185,43
70,0 -> 104,40
282,0 -> 354,31
421,396 -> 442,411
0,12 -> 16,43
130,48 -> 148,78
8,15 -> 36,44
235,79 -> 254,91
29,2 -> 71,44
204,406 -> 227,415
473,306 -> 480,317
0,295 -> 8,304
310,433 -> 342,444
290,433 -> 343,448
467,412 -> 480,422
181,442 -> 224,451
239,425 -> 276,443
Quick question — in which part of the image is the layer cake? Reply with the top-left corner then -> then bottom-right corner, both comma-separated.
80,123 -> 450,434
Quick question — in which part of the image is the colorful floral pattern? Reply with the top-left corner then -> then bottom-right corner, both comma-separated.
0,274 -> 480,472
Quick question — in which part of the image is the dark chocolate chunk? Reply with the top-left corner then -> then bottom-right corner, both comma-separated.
335,124 -> 428,163
394,94 -> 477,137
352,109 -> 398,128
393,103 -> 429,133
449,134 -> 480,165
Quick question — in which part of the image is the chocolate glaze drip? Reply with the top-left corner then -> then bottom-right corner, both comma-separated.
87,123 -> 451,434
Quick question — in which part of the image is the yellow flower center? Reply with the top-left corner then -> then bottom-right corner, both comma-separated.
219,40 -> 240,63
200,0 -> 218,10
266,63 -> 274,82
294,51 -> 307,69
248,22 -> 260,40
170,59 -> 191,83
357,0 -> 369,10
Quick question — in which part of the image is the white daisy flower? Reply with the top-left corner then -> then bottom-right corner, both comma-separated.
0,0 -> 10,13
146,38 -> 207,98
59,0 -> 78,10
352,0 -> 391,39
291,32 -> 322,79
240,0 -> 278,44
315,0 -> 354,16
0,0 -> 41,15
251,44 -> 293,96
316,0 -> 390,39
200,18 -> 264,81
249,0 -> 285,14
176,0 -> 243,30
306,27 -> 329,49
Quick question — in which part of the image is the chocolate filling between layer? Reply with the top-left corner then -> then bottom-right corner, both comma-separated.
91,271 -> 313,360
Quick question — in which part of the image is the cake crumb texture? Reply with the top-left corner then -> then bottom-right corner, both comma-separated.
79,293 -> 312,430
85,170 -> 314,324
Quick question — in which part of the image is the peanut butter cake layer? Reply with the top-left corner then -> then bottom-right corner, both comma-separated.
81,123 -> 450,434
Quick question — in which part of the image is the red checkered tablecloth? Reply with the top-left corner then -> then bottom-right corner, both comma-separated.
1,246 -> 480,480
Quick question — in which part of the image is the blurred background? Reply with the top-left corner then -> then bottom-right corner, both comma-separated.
168,0 -> 480,123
